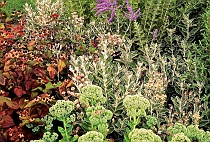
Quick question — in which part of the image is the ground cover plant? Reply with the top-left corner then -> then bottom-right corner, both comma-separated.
0,0 -> 210,141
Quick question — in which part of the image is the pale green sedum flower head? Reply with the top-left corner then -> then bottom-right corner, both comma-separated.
78,131 -> 104,142
123,94 -> 150,117
169,132 -> 191,142
128,128 -> 162,142
167,123 -> 187,135
49,100 -> 75,122
80,85 -> 106,106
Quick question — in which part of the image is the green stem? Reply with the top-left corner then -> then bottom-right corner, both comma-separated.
123,20 -> 131,39
133,116 -> 137,129
63,118 -> 70,142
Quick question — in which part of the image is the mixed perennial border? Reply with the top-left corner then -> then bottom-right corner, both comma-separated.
0,0 -> 210,142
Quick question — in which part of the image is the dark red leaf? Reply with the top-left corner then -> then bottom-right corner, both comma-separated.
4,108 -> 14,115
0,135 -> 6,142
0,115 -> 14,128
0,72 -> 5,85
19,98 -> 26,109
34,67 -> 46,77
14,86 -> 23,97
15,68 -> 23,78
1,91 -> 9,97
24,80 -> 33,91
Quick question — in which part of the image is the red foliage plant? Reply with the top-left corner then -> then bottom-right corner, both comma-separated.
0,2 -> 60,141
0,48 -> 57,141
0,1 -> 92,141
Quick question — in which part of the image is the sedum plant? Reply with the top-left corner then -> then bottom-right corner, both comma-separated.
123,94 -> 150,129
127,128 -> 161,142
79,85 -> 106,107
169,132 -> 190,142
30,132 -> 58,142
167,123 -> 210,142
78,131 -> 104,142
167,123 -> 187,136
84,105 -> 113,137
35,100 -> 78,142
185,125 -> 210,142
122,94 -> 160,141
79,85 -> 113,137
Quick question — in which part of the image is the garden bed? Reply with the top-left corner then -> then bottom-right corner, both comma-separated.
0,0 -> 210,142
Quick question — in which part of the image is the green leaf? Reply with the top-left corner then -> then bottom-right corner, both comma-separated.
124,133 -> 131,142
59,139 -> 66,142
66,123 -> 73,128
47,50 -> 52,58
81,122 -> 91,131
32,86 -> 43,91
27,61 -> 38,66
45,82 -> 54,90
55,81 -> 62,88
71,39 -> 77,43
70,135 -> 78,142
58,126 -> 65,134
67,127 -> 73,134
24,100 -> 47,108
31,91 -> 39,98
0,96 -> 11,104
89,47 -> 95,53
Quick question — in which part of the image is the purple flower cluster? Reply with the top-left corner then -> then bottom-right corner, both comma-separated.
93,0 -> 141,22
93,0 -> 122,23
124,0 -> 141,21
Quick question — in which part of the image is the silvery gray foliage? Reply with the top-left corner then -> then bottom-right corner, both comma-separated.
24,0 -> 64,32
68,35 -> 146,135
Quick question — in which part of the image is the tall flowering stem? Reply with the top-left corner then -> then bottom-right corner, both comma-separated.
124,0 -> 141,21
93,0 -> 122,23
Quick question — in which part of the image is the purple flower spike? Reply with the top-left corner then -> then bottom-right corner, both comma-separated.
93,0 -> 122,23
124,0 -> 141,21
152,29 -> 158,40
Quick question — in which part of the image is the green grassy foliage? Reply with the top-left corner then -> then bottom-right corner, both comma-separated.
2,0 -> 35,14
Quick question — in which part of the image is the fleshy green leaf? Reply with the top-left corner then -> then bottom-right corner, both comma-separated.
58,126 -> 65,134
